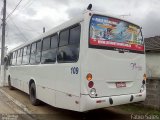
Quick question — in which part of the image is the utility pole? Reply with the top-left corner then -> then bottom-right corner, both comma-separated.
0,0 -> 6,86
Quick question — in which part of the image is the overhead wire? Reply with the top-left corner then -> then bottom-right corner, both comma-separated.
5,0 -> 41,37
8,15 -> 41,35
6,0 -> 23,20
3,0 -> 43,47
20,0 -> 34,11
5,0 -> 41,45
10,18 -> 28,42
7,0 -> 35,20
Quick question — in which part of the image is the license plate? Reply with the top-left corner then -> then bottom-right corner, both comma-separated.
116,82 -> 126,88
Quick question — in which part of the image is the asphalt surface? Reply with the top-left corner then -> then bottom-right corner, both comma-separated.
0,88 -> 34,120
1,87 -> 130,120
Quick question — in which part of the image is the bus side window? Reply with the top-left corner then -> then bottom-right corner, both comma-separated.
58,24 -> 81,63
12,52 -> 15,65
13,51 -> 18,65
35,41 -> 41,63
41,35 -> 57,64
68,25 -> 81,60
30,43 -> 36,64
26,45 -> 31,64
59,29 -> 69,47
16,50 -> 20,65
22,46 -> 28,65
17,48 -> 23,65
70,25 -> 81,45
51,34 -> 58,49
20,48 -> 23,64
10,53 -> 13,65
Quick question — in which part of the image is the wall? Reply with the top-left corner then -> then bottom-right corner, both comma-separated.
146,52 -> 160,78
143,78 -> 160,110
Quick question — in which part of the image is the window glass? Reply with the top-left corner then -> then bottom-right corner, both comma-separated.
43,37 -> 50,50
31,43 -> 36,54
22,46 -> 30,65
37,41 -> 41,52
69,25 -> 81,44
10,53 -> 13,59
30,43 -> 36,64
35,52 -> 41,63
17,58 -> 21,65
16,49 -> 22,65
57,24 -> 80,63
12,51 -> 17,65
20,48 -> 23,57
13,52 -> 15,59
57,44 -> 79,63
41,49 -> 56,64
35,41 -> 41,64
51,35 -> 58,49
22,56 -> 29,65
59,29 -> 69,46
16,51 -> 18,58
27,45 -> 30,55
30,54 -> 36,64
23,47 -> 27,56
10,53 -> 13,65
17,49 -> 21,57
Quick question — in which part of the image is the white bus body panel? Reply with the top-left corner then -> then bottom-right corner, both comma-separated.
80,91 -> 146,111
9,63 -> 81,111
83,49 -> 145,97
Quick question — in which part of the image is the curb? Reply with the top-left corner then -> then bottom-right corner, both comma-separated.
0,88 -> 32,115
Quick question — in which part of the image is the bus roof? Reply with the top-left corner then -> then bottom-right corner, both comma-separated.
9,10 -> 140,53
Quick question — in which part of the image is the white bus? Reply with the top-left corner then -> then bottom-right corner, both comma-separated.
6,10 -> 146,112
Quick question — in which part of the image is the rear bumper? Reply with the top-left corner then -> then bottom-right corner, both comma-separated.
80,91 -> 146,112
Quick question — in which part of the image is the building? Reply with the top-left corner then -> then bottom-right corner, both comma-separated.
143,36 -> 160,110
145,36 -> 160,78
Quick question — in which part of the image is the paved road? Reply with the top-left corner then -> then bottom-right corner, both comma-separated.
0,88 -> 34,120
1,87 -> 130,120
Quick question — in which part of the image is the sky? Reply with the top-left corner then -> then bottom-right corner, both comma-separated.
0,0 -> 160,50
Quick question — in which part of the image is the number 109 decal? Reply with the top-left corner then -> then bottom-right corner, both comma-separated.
71,67 -> 79,74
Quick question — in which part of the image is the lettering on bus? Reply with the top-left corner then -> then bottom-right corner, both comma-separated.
130,63 -> 142,71
71,67 -> 79,74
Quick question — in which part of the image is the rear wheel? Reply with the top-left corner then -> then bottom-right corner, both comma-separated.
29,82 -> 40,106
8,76 -> 14,90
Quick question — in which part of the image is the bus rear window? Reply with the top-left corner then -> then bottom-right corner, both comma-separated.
89,15 -> 144,53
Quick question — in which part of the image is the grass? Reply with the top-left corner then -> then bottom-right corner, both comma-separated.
115,104 -> 160,115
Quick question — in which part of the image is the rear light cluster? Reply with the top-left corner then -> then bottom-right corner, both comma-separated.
86,73 -> 94,88
86,73 -> 97,97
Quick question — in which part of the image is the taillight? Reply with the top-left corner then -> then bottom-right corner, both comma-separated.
86,73 -> 92,81
88,81 -> 94,88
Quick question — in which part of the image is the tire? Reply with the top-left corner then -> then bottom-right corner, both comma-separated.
29,82 -> 40,106
8,76 -> 14,90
